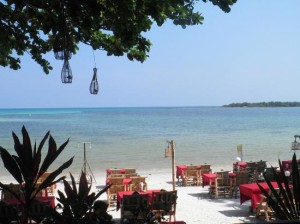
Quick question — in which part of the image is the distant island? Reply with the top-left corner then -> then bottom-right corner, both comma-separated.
223,102 -> 300,107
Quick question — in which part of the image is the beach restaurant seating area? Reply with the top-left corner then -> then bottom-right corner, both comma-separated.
182,159 -> 297,222
105,167 -> 180,223
0,171 -> 56,223
106,168 -> 149,206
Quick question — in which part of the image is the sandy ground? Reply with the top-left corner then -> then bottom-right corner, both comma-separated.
54,170 -> 266,224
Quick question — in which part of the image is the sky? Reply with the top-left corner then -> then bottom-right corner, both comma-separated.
1,1 -> 300,108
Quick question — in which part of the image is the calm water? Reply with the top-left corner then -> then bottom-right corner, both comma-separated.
0,107 -> 299,179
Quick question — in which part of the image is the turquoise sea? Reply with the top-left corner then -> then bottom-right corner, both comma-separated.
0,107 -> 299,179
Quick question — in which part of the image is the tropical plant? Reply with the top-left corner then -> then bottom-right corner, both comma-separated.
0,126 -> 74,224
48,171 -> 111,224
257,153 -> 300,220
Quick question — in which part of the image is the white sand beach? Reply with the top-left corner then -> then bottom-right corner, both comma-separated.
54,169 -> 265,224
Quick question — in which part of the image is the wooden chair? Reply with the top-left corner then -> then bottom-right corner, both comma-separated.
129,177 -> 147,192
233,171 -> 249,198
256,189 -> 280,222
151,190 -> 177,222
209,171 -> 233,199
30,200 -> 51,223
107,184 -> 126,207
121,193 -> 149,223
200,164 -> 211,175
0,201 -> 19,224
1,183 -> 22,200
107,177 -> 124,185
182,169 -> 201,186
37,171 -> 55,196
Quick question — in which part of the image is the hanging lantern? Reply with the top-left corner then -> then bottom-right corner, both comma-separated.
54,50 -> 72,60
61,59 -> 72,83
90,67 -> 99,94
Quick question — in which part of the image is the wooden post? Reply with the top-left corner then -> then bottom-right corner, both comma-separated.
170,140 -> 176,191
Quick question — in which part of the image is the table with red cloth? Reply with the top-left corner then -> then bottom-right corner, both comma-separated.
281,160 -> 300,170
2,196 -> 56,208
202,172 -> 236,187
117,189 -> 160,210
239,182 -> 284,210
233,162 -> 248,171
106,178 -> 132,191
176,165 -> 202,179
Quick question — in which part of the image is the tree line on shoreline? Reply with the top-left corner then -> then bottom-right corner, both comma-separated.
223,101 -> 300,107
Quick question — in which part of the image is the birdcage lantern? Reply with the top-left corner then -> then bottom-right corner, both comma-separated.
61,59 -> 72,83
54,50 -> 72,60
90,67 -> 99,94
292,135 -> 300,150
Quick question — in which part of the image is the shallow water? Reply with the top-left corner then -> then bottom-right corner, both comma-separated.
0,107 -> 299,179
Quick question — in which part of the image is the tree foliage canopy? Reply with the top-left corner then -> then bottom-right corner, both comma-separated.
0,0 -> 237,73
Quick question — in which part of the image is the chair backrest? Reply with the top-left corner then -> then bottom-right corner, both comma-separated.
37,171 -> 51,184
152,190 -> 177,214
124,168 -> 136,174
215,171 -> 230,186
1,183 -> 22,199
235,171 -> 249,186
108,184 -> 125,195
124,173 -> 138,178
107,177 -> 124,185
110,169 -> 124,175
108,174 -> 125,178
0,201 -> 18,223
185,169 -> 200,177
130,177 -> 147,191
122,193 -> 149,214
201,164 -> 211,174
186,165 -> 197,170
30,201 -> 51,223
256,160 -> 267,173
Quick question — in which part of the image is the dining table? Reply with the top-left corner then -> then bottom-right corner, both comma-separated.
202,172 -> 236,187
106,168 -> 126,176
106,177 -> 132,191
239,181 -> 287,211
176,165 -> 202,180
117,189 -> 161,210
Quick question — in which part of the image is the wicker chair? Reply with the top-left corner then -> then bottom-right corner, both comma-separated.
129,177 -> 147,192
209,171 -> 233,199
121,193 -> 149,223
151,190 -> 177,222
182,169 -> 201,186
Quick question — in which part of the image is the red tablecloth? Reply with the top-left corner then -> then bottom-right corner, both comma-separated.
202,172 -> 236,187
282,160 -> 300,170
239,182 -> 282,210
106,168 -> 126,176
2,196 -> 56,208
233,162 -> 248,171
117,189 -> 160,210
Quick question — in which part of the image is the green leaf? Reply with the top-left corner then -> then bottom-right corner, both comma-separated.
0,147 -> 23,184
